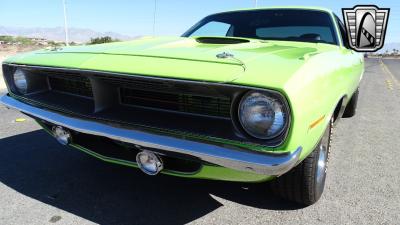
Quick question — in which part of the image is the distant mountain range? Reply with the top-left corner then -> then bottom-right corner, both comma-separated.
0,26 -> 135,43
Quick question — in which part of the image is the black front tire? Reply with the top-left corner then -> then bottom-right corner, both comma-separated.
343,88 -> 359,118
271,118 -> 332,206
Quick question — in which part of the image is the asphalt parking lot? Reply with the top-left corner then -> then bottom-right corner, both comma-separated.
0,58 -> 399,225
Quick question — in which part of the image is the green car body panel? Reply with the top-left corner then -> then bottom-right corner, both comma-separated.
2,6 -> 364,182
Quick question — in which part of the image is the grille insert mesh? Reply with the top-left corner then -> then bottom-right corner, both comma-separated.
120,87 -> 231,118
48,75 -> 93,98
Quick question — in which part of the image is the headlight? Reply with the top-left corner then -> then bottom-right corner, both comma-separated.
13,68 -> 28,94
238,91 -> 288,139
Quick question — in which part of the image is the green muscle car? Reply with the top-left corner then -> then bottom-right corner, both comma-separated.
1,7 -> 363,205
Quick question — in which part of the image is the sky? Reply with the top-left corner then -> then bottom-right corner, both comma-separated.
0,0 -> 399,42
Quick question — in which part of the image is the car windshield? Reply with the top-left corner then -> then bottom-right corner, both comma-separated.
183,9 -> 338,45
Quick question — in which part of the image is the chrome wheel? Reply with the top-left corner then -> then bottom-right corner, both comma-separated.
270,117 -> 333,205
315,121 -> 331,197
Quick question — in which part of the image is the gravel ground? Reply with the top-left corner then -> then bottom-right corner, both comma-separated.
0,58 -> 399,225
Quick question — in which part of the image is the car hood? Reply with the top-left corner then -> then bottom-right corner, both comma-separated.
4,36 -> 338,88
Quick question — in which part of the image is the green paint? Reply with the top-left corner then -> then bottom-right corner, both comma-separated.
5,7 -> 364,182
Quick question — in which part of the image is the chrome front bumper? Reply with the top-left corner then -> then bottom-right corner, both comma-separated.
1,94 -> 302,175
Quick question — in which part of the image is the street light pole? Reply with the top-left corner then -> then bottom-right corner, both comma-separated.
152,0 -> 157,36
62,0 -> 69,46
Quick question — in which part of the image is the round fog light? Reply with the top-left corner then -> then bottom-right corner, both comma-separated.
136,151 -> 163,175
52,126 -> 71,146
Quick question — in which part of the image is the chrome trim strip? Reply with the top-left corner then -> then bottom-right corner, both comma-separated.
1,94 -> 301,175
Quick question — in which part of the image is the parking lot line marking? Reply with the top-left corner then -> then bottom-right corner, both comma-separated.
386,79 -> 394,90
15,118 -> 26,122
380,59 -> 400,91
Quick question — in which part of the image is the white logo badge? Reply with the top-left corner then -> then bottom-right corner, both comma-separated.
342,5 -> 390,52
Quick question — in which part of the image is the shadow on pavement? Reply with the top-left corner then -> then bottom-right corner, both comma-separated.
0,130 -> 301,225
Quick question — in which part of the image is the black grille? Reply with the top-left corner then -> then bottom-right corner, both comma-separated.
48,75 -> 93,98
3,64 -> 287,146
98,76 -> 172,91
120,87 -> 231,118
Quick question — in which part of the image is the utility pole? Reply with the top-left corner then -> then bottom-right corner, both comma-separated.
62,0 -> 69,46
152,0 -> 157,36
255,0 -> 258,7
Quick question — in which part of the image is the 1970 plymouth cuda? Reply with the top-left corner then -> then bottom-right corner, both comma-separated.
1,7 -> 363,205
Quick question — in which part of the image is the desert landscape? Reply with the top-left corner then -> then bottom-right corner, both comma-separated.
0,29 -> 130,91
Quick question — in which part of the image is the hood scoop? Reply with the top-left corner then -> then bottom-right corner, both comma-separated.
195,37 -> 250,44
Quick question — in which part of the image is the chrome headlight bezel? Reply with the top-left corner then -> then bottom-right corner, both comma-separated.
238,90 -> 290,140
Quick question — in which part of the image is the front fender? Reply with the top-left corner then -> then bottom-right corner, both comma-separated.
281,49 -> 363,160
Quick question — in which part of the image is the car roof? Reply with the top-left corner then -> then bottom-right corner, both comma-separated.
213,6 -> 334,16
